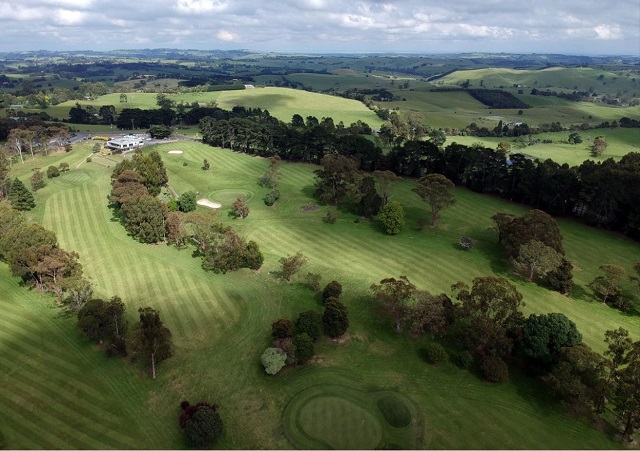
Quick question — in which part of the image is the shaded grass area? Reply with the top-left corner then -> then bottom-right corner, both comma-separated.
1,141 -> 638,448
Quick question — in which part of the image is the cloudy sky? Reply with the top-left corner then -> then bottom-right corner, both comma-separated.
1,0 -> 639,55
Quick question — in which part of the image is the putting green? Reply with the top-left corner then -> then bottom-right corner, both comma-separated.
300,396 -> 382,449
207,188 -> 256,204
283,385 -> 419,449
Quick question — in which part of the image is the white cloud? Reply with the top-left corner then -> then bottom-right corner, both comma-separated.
54,9 -> 87,25
175,0 -> 227,14
41,0 -> 93,8
0,4 -> 46,21
594,24 -> 622,40
216,29 -> 238,42
0,0 -> 636,54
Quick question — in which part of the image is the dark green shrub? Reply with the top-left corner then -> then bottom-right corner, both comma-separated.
377,395 -> 412,428
180,402 -> 223,448
166,199 -> 179,212
325,208 -> 337,224
271,319 -> 294,339
264,189 -> 280,206
47,165 -> 60,179
293,333 -> 314,364
178,191 -> 197,212
453,351 -> 474,369
480,355 -> 509,383
323,297 -> 349,338
422,343 -> 448,364
295,310 -> 323,341
322,280 -> 342,302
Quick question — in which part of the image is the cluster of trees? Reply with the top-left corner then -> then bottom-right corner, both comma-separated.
590,263 -> 640,312
109,151 -> 168,243
0,202 -> 94,312
190,213 -> 263,274
78,300 -> 173,379
493,209 -> 573,294
108,153 -> 263,273
407,143 -> 640,240
200,114 -> 377,165
261,280 -> 349,375
3,121 -> 70,163
194,105 -> 638,241
466,89 -> 530,109
370,273 -> 640,441
313,154 -> 457,233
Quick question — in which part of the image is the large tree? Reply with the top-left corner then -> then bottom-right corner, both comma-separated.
412,173 -> 456,227
130,307 -> 173,379
513,240 -> 563,281
379,201 -> 405,235
611,342 -> 640,442
372,170 -> 399,206
452,276 -> 524,356
323,297 -> 349,338
408,291 -> 454,337
0,148 -> 11,200
121,194 -> 165,243
314,154 -> 360,205
370,276 -> 416,333
590,264 -> 626,304
279,251 -> 307,283
498,209 -> 565,259
8,178 -> 35,211
519,313 -> 582,368
549,344 -> 609,417
179,401 -> 224,448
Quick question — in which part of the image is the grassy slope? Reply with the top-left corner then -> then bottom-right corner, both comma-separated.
437,67 -> 640,96
42,88 -> 384,129
215,87 -> 384,127
1,142 -> 639,449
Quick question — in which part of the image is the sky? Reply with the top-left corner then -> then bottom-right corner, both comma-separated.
0,0 -> 639,55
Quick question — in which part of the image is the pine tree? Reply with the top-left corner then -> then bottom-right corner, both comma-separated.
8,178 -> 35,211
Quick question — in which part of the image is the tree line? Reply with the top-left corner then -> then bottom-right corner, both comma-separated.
198,106 -> 640,240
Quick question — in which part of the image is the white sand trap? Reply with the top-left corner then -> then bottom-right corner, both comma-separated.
197,199 -> 222,209
168,150 -> 183,154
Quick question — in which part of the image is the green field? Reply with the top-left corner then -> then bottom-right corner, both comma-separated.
436,67 -> 640,96
1,141 -> 639,448
448,127 -> 640,166
39,87 -> 384,128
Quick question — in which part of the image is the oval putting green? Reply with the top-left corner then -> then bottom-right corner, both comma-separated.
283,385 -> 419,450
206,188 -> 256,205
299,396 -> 382,449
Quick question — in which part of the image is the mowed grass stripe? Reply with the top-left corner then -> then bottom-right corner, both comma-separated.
0,371 -> 131,449
0,329 -> 121,418
0,392 -> 73,450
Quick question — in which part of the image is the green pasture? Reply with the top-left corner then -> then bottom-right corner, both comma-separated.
447,126 -> 640,166
215,87 -> 384,127
41,87 -> 383,128
385,86 -> 639,130
1,141 -> 639,448
436,66 -> 640,96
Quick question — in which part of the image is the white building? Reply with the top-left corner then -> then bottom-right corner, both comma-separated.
106,136 -> 145,152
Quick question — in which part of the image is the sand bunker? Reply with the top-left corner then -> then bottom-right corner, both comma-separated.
168,150 -> 183,154
197,199 -> 222,209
